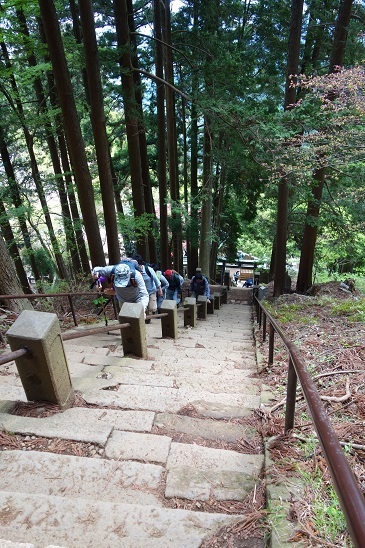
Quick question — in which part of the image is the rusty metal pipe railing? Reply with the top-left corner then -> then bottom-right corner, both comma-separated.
0,291 -> 118,327
145,313 -> 168,320
255,296 -> 365,547
62,323 -> 130,341
0,347 -> 31,366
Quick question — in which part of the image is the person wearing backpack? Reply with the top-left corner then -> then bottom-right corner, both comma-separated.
92,260 -> 149,312
163,269 -> 182,304
190,268 -> 210,301
132,255 -> 163,317
151,264 -> 169,311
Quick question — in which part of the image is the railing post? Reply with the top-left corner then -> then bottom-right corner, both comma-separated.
221,287 -> 228,304
285,356 -> 298,432
197,295 -> 208,320
118,302 -> 147,358
67,295 -> 78,326
207,297 -> 215,315
262,312 -> 267,342
6,310 -> 75,409
268,323 -> 274,365
160,300 -> 178,338
213,292 -> 221,310
184,297 -> 197,328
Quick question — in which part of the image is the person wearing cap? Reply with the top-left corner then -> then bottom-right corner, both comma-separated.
190,268 -> 210,301
92,262 -> 149,311
163,269 -> 182,304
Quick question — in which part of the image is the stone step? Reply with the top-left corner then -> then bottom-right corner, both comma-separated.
81,384 -> 260,417
0,491 -> 244,548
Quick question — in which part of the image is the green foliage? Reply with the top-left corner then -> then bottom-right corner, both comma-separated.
330,298 -> 365,322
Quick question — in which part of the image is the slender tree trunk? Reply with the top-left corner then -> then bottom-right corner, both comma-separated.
209,164 -> 225,279
127,0 -> 158,263
0,235 -> 33,311
0,122 -> 41,283
164,0 -> 182,273
273,0 -> 303,297
188,64 -> 199,277
154,0 -> 169,268
38,0 -> 105,268
113,0 -> 148,259
0,199 -> 32,294
78,0 -> 120,265
199,116 -> 213,278
296,0 -> 354,292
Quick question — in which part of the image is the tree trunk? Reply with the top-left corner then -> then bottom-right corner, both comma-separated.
164,0 -> 182,273
199,116 -> 213,278
38,0 -> 105,268
273,0 -> 303,297
78,0 -> 120,265
0,121 -> 41,283
0,199 -> 32,294
127,0 -> 158,263
0,235 -> 33,312
296,0 -> 354,292
113,0 -> 148,259
154,0 -> 169,268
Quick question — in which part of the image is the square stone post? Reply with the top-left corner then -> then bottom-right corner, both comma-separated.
207,297 -> 215,315
184,297 -> 196,328
197,295 -> 208,320
119,302 -> 147,358
160,300 -> 178,339
221,287 -> 228,304
6,310 -> 74,409
213,292 -> 221,310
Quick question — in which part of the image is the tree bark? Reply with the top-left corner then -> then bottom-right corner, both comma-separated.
296,0 -> 354,292
78,0 -> 120,265
273,0 -> 304,297
164,0 -> 182,273
154,0 -> 169,268
113,0 -> 148,259
0,235 -> 33,312
38,0 -> 105,268
199,116 -> 213,278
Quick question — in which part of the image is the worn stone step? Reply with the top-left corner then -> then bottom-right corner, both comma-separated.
0,492 -> 243,548
82,384 -> 260,416
153,412 -> 258,444
0,450 -> 163,506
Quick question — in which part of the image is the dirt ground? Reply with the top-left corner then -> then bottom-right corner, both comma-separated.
256,280 -> 365,546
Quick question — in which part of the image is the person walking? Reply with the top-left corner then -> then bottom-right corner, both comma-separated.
190,268 -> 210,301
132,255 -> 163,318
151,264 -> 169,311
163,269 -> 182,304
92,261 -> 149,312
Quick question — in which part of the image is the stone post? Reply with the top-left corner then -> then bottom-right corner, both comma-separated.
207,297 -> 215,315
197,295 -> 208,320
119,302 -> 147,358
6,310 -> 74,409
160,300 -> 178,338
221,287 -> 228,304
213,292 -> 221,310
184,297 -> 196,328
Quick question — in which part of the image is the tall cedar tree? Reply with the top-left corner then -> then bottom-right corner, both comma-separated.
38,0 -> 105,268
273,0 -> 304,297
78,0 -> 120,264
296,0 -> 354,292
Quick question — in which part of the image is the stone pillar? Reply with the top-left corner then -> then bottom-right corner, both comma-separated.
207,297 -> 215,315
213,292 -> 221,310
197,295 -> 208,320
184,297 -> 196,328
6,310 -> 74,409
119,302 -> 147,358
160,300 -> 178,339
224,271 -> 230,288
221,287 -> 228,304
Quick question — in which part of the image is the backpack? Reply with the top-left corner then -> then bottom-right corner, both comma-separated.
110,259 -> 141,287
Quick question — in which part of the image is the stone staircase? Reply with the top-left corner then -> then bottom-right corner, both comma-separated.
0,300 -> 267,547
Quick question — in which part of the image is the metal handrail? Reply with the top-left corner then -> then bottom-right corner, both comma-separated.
0,291 -> 117,327
254,296 -> 365,547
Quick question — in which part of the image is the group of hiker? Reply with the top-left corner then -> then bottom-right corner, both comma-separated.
92,256 -> 211,319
